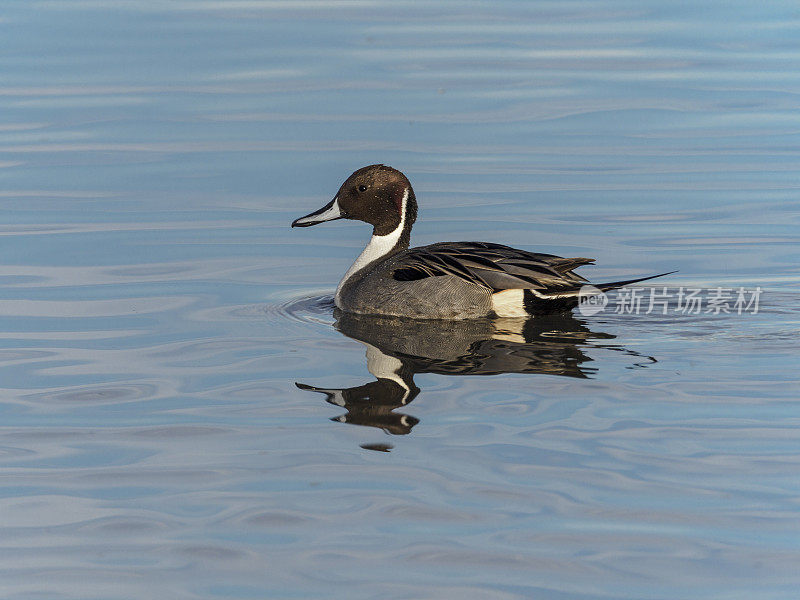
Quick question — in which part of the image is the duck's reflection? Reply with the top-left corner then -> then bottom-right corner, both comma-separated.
296,312 -> 655,441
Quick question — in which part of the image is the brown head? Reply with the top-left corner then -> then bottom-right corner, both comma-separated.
291,164 -> 418,237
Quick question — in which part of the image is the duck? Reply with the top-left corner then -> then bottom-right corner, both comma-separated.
291,164 -> 671,319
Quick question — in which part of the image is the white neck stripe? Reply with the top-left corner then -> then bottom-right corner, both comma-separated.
364,342 -> 411,403
334,187 -> 408,307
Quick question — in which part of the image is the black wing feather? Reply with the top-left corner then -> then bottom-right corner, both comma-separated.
391,241 -> 595,292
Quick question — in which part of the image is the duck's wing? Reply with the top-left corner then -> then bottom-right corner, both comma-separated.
391,241 -> 595,292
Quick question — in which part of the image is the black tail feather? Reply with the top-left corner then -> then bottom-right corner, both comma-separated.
532,270 -> 677,301
593,270 -> 678,293
523,271 -> 677,314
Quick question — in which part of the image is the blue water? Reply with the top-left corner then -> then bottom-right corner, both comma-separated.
1,1 -> 799,598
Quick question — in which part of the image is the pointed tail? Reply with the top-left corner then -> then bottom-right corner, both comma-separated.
531,270 -> 677,301
592,270 -> 678,293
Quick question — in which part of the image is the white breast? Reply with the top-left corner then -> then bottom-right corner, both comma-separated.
334,187 -> 409,308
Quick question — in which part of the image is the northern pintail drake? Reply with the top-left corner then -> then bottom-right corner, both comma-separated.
292,164 -> 671,319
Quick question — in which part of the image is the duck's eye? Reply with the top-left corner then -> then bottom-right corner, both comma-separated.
358,185 -> 367,192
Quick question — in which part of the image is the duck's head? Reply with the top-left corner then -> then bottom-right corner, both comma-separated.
292,164 -> 417,236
